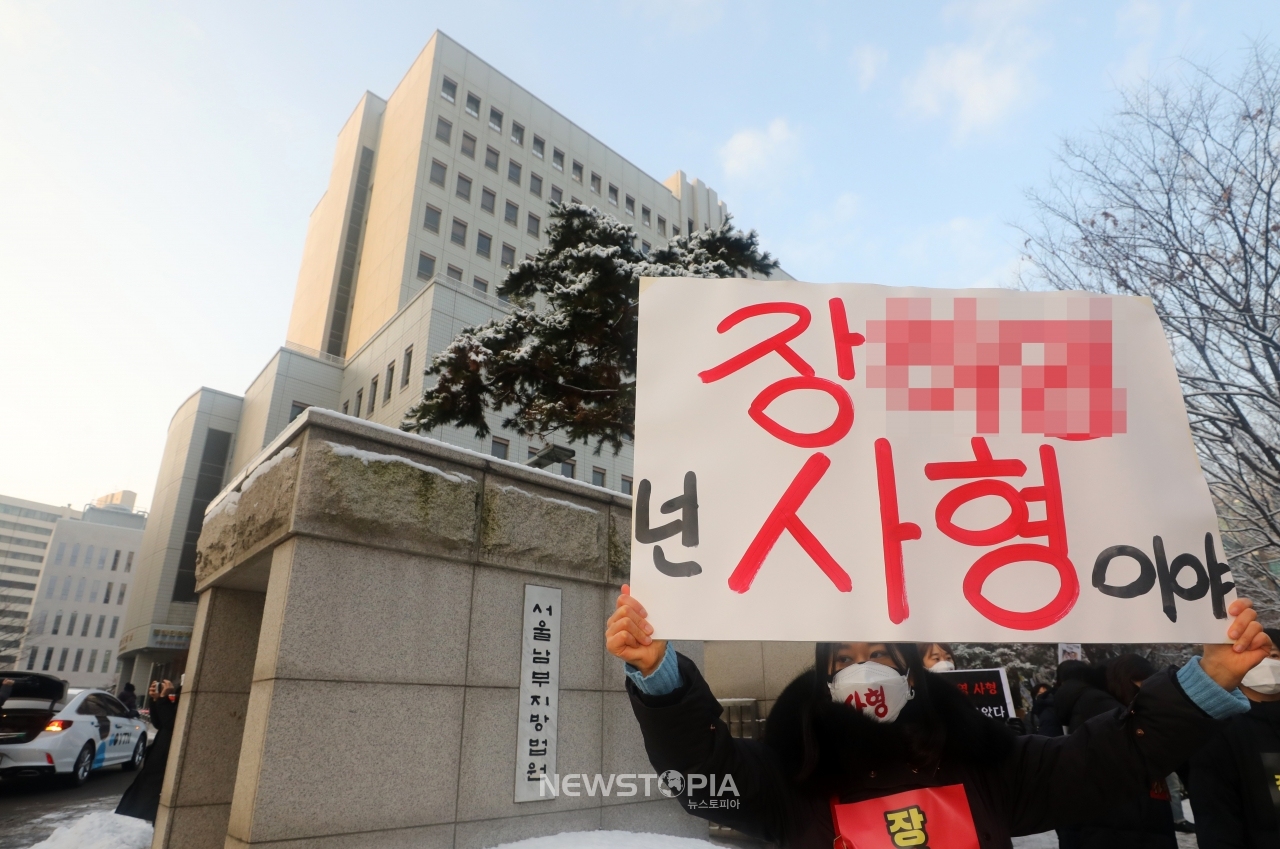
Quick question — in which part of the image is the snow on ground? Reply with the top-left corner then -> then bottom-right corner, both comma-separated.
490,833 -> 720,849
25,812 -> 152,849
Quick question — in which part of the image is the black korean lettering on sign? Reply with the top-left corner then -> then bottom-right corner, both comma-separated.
1092,532 -> 1234,622
531,671 -> 551,687
532,648 -> 551,664
528,740 -> 548,757
532,620 -> 551,641
635,471 -> 701,577
531,603 -> 553,616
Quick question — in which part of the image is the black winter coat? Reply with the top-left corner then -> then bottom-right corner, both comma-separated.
1053,679 -> 1177,849
1030,692 -> 1063,737
116,696 -> 177,822
628,654 -> 1217,849
1189,698 -> 1280,848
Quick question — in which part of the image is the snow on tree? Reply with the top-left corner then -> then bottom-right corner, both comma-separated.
402,202 -> 778,451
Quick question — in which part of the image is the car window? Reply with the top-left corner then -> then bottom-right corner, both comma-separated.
100,694 -> 130,717
76,694 -> 112,715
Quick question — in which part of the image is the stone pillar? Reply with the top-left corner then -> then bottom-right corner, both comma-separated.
152,587 -> 264,849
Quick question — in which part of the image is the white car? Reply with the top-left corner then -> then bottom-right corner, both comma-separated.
0,672 -> 147,785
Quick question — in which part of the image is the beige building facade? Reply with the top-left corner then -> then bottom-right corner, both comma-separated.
0,495 -> 81,668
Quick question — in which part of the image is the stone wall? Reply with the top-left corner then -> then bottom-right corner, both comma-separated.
154,409 -> 705,849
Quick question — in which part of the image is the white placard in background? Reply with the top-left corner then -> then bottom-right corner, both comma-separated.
631,278 -> 1234,643
514,584 -> 561,802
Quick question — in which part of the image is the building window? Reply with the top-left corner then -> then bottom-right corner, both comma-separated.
25,647 -> 36,670
572,160 -> 583,183
466,92 -> 480,117
53,543 -> 65,566
550,185 -> 563,204
532,136 -> 545,158
111,550 -> 120,571
88,649 -> 98,672
85,546 -> 95,570
672,224 -> 680,237
507,160 -> 522,186
451,218 -> 468,246
41,647 -> 53,671
59,578 -> 69,600
446,264 -> 464,282
424,204 -> 442,233
95,615 -> 105,638
489,107 -> 503,132
504,201 -> 519,226
125,552 -> 133,572
527,213 -> 540,238
435,116 -> 452,144
102,650 -> 112,673
441,77 -> 457,103
607,185 -> 618,205
689,218 -> 695,234
32,610 -> 46,634
511,122 -> 524,146
480,187 -> 496,213
491,437 -> 509,460
74,578 -> 85,601
57,648 -> 67,672
80,614 -> 91,636
417,252 -> 436,280
429,159 -> 447,187
69,543 -> 80,567
67,612 -> 78,634
621,475 -> 634,495
501,243 -> 516,268
104,581 -> 113,603
592,467 -> 606,487
485,146 -> 499,172
456,173 -> 472,201
90,580 -> 100,602
109,616 -> 119,638
642,241 -> 651,255
369,377 -> 378,415
625,195 -> 635,216
473,276 -> 488,293
385,363 -> 394,402
658,216 -> 667,236
289,401 -> 308,422
560,459 -> 576,479
590,173 -> 602,194
355,389 -> 363,417
341,400 -> 348,415
476,231 -> 492,258
529,173 -> 542,197
72,649 -> 82,672
51,612 -> 62,635
461,132 -> 476,159
642,206 -> 651,226
402,346 -> 413,387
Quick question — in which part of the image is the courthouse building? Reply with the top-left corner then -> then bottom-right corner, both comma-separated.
118,30 -> 777,691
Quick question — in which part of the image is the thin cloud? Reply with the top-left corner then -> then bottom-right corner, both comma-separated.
850,44 -> 889,90
904,0 -> 1047,138
718,118 -> 800,182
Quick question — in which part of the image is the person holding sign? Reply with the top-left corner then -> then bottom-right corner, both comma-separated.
607,586 -> 1272,849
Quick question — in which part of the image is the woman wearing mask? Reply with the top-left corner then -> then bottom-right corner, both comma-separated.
919,643 -> 956,671
1189,627 -> 1280,847
608,586 -> 1271,849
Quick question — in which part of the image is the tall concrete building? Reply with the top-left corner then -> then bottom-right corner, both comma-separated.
18,495 -> 146,687
119,30 -> 774,687
0,495 -> 80,668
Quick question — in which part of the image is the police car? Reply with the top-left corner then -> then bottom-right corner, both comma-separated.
0,672 -> 147,785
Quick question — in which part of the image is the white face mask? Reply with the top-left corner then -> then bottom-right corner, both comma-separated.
1242,657 -> 1280,695
829,661 -> 914,723
930,660 -> 956,672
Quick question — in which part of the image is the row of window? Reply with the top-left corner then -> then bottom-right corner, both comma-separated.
427,160 -> 545,240
0,533 -> 46,550
26,644 -> 113,674
32,609 -> 120,640
436,77 -> 684,238
51,542 -> 135,572
0,518 -> 52,536
44,575 -> 127,605
342,346 -> 416,420
0,502 -> 64,524
487,437 -> 634,493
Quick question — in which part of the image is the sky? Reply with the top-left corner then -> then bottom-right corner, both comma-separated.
1,0 -> 1276,513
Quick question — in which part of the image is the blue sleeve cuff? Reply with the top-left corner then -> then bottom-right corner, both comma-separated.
625,644 -> 682,695
1177,656 -> 1251,719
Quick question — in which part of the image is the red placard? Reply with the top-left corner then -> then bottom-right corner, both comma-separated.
831,784 -> 980,849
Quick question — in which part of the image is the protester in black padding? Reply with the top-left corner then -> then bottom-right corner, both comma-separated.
1189,627 -> 1280,848
1053,653 -> 1179,848
117,682 -> 138,716
607,585 -> 1271,849
116,679 -> 179,822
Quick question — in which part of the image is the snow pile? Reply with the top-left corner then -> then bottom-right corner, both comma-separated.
495,483 -> 599,513
326,442 -> 474,484
490,832 -> 720,849
205,446 -> 298,522
27,812 -> 153,849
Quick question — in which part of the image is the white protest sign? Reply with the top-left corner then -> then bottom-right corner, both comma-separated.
630,278 -> 1235,642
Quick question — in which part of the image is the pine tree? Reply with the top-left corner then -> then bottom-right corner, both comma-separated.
402,202 -> 778,451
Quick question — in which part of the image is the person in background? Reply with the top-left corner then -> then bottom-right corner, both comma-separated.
610,586 -> 1270,849
919,642 -> 956,671
1189,627 -> 1280,847
117,682 -> 138,716
116,680 -> 179,822
1029,681 -> 1058,736
1054,654 -> 1177,848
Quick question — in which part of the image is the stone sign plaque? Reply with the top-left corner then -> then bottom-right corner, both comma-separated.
514,584 -> 562,802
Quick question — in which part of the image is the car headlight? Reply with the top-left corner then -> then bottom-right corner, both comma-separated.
43,720 -> 73,733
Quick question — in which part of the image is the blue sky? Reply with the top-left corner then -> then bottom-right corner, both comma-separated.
1,0 -> 1276,510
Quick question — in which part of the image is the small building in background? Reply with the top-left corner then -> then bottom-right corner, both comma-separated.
18,491 -> 146,688
0,494 -> 80,668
